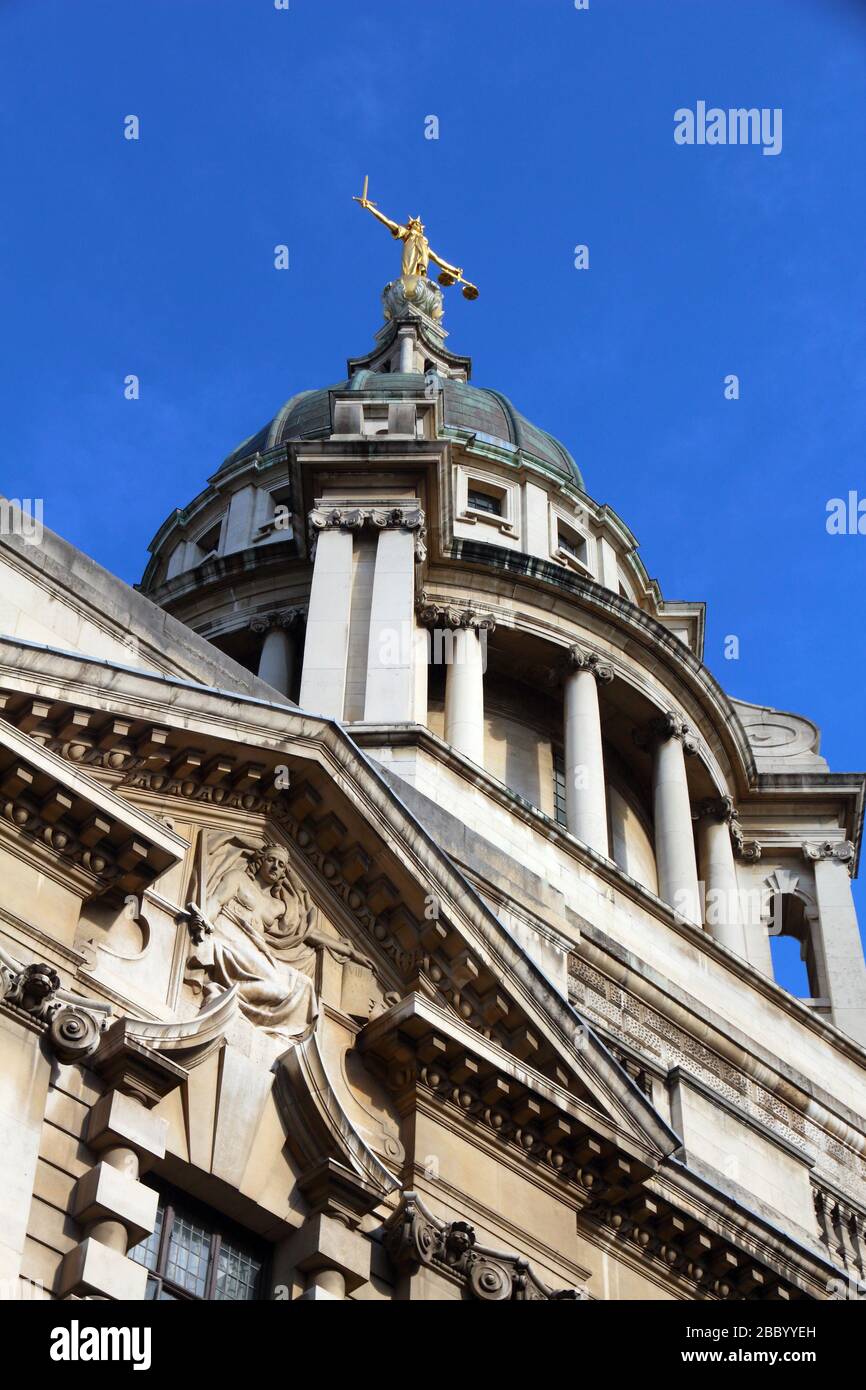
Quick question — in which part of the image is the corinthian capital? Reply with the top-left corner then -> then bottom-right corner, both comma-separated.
567,646 -> 614,685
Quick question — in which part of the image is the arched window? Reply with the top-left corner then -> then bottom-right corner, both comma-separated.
767,892 -> 822,1000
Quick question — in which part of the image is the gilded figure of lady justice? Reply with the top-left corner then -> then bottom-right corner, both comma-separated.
354,177 -> 479,300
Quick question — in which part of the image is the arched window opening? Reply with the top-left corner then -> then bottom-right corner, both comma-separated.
767,893 -> 821,1000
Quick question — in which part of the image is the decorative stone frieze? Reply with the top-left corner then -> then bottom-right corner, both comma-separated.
308,504 -> 426,560
566,645 -> 614,685
384,1191 -> 585,1300
568,955 -> 866,1204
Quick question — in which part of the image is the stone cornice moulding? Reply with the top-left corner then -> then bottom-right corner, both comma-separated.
0,715 -> 187,895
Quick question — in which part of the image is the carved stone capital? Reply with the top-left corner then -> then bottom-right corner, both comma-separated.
566,646 -> 614,685
0,948 -> 111,1062
416,596 -> 496,633
731,820 -> 762,862
803,840 -> 856,875
383,1191 -> 584,1301
633,711 -> 696,756
250,607 -> 304,636
308,505 -> 427,560
696,796 -> 735,824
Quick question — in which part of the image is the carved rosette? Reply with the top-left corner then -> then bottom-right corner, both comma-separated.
567,646 -> 614,685
634,710 -> 697,756
308,505 -> 427,561
384,1191 -> 584,1301
803,841 -> 856,876
0,951 -> 110,1062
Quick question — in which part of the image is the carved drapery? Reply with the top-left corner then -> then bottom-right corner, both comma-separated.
180,833 -> 377,1043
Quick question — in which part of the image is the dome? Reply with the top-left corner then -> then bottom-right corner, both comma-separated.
219,372 -> 583,489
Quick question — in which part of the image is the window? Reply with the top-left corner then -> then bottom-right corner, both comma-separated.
552,748 -> 567,828
467,487 -> 503,517
556,521 -> 588,569
130,1185 -> 266,1301
195,521 -> 222,558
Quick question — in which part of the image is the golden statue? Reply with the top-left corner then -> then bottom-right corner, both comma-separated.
354,178 -> 478,300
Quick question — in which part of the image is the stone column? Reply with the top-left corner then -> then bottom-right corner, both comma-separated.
299,516 -> 356,719
252,611 -> 300,699
696,797 -> 748,957
421,603 -> 495,769
364,520 -> 423,723
638,712 -> 701,926
563,647 -> 613,856
804,841 -> 866,1047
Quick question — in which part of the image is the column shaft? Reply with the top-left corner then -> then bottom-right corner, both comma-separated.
811,852 -> 866,1047
298,528 -> 354,719
258,626 -> 295,697
652,730 -> 701,926
564,666 -> 609,855
364,527 -> 416,722
444,627 -> 485,766
697,808 -> 747,956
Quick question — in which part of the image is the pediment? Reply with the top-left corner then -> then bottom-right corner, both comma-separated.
0,637 -> 678,1187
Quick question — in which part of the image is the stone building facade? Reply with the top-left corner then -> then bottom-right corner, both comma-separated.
2,273 -> 866,1302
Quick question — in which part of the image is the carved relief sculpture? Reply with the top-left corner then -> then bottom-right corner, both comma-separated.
182,836 -> 372,1044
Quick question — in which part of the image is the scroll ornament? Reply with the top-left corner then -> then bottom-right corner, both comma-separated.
384,1191 -> 585,1302
0,949 -> 110,1062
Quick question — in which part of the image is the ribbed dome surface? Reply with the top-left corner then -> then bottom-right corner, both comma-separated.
220,372 -> 582,488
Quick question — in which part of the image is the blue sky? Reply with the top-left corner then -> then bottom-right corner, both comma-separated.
1,0 -> 865,971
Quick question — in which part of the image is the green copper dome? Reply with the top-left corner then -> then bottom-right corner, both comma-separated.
219,372 -> 582,489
